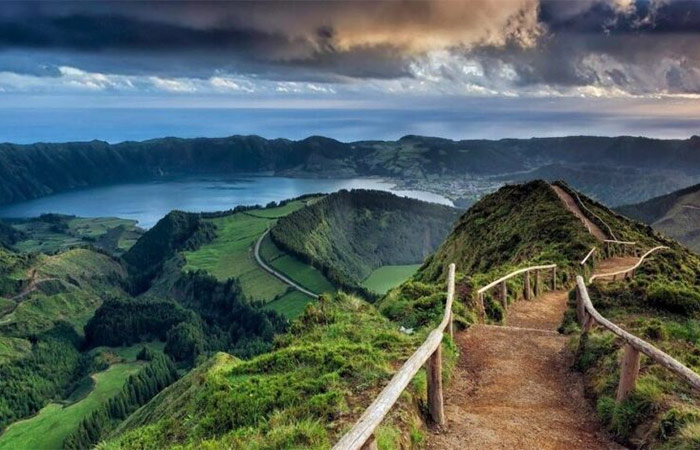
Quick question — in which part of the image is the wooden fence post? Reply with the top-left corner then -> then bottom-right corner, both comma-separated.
360,435 -> 378,450
582,313 -> 594,333
499,281 -> 508,310
446,264 -> 455,339
576,284 -> 584,325
616,344 -> 641,403
524,270 -> 531,300
477,292 -> 485,323
534,269 -> 541,296
552,267 -> 557,290
426,345 -> 445,427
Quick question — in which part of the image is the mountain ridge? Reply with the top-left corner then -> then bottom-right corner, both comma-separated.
2,134 -> 700,207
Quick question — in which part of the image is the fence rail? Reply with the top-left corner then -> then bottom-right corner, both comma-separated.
575,277 -> 700,401
476,264 -> 557,320
581,247 -> 597,265
332,263 -> 456,450
588,246 -> 668,283
334,261 -> 559,449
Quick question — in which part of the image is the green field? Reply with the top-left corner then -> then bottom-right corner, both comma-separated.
183,199 -> 324,304
0,249 -> 127,337
11,217 -> 142,255
263,290 -> 317,318
259,234 -> 335,294
361,264 -> 421,294
0,362 -> 143,450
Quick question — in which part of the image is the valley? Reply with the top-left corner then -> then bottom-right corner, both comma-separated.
1,179 -> 700,449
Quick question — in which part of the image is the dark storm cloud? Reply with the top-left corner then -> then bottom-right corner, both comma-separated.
0,0 -> 699,95
0,0 -> 539,80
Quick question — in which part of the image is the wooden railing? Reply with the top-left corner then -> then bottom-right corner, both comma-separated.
603,239 -> 638,258
476,264 -> 557,321
581,247 -> 597,266
575,276 -> 700,401
589,246 -> 668,283
332,263 -> 456,450
334,261 -> 559,449
571,188 -> 617,240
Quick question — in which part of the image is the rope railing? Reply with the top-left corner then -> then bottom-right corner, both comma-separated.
575,276 -> 700,401
332,263 -> 455,450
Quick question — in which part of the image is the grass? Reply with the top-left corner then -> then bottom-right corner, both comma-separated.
11,217 -> 142,255
0,249 -> 127,336
260,234 -> 335,294
183,199 -> 324,303
361,264 -> 420,294
101,293 -> 435,449
0,362 -> 143,450
263,290 -> 316,319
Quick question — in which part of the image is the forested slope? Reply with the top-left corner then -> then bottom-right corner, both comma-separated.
270,189 -> 460,293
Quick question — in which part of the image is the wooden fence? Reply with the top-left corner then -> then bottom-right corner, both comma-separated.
588,246 -> 668,283
332,263 -> 456,450
334,262 -> 560,449
475,264 -> 557,321
575,276 -> 700,401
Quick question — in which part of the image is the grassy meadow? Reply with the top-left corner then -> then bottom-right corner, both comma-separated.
183,199 -> 332,318
182,202 -> 310,302
0,362 -> 143,450
361,264 -> 420,294
11,217 -> 142,255
263,290 -> 316,318
259,234 -> 334,294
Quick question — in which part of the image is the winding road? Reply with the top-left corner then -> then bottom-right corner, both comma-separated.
253,229 -> 319,299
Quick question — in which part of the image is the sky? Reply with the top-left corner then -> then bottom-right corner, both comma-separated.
0,0 -> 699,142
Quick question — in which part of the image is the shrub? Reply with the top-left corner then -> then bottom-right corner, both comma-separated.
658,405 -> 700,441
643,319 -> 669,341
648,284 -> 700,316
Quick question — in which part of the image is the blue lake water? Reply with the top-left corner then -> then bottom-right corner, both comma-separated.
0,177 -> 452,228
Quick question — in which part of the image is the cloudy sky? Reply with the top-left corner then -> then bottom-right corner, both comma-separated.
1,0 -> 699,142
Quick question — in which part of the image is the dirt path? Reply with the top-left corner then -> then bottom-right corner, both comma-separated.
426,291 -> 624,450
593,256 -> 639,275
551,185 -> 608,241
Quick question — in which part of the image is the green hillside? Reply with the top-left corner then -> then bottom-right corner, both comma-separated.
101,294 -> 430,449
551,184 -> 700,448
271,189 -> 460,296
617,183 -> 700,253
0,245 -> 131,436
181,198 -> 321,302
418,180 -> 597,283
0,215 -> 143,256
